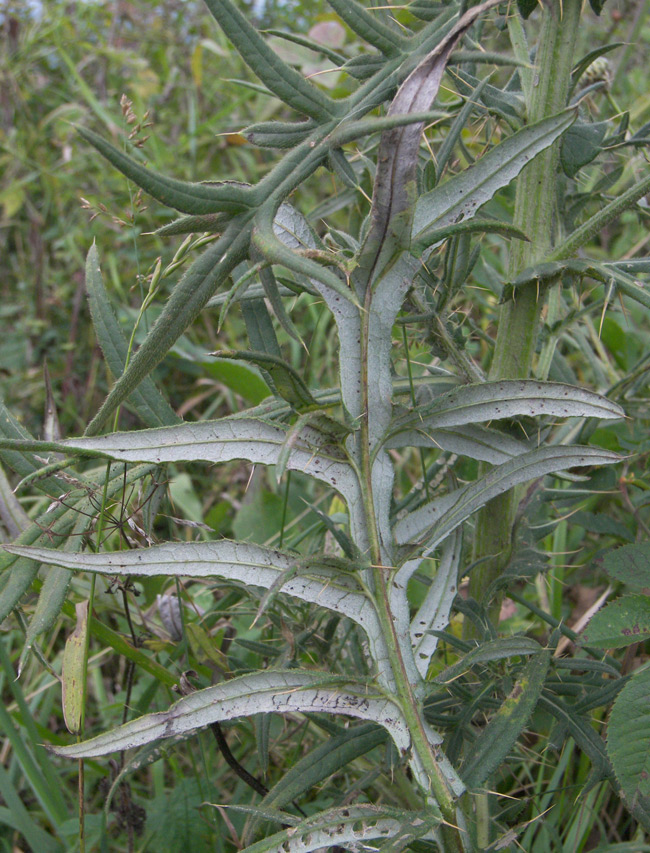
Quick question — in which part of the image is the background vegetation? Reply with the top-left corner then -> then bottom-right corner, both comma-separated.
1,0 -> 650,850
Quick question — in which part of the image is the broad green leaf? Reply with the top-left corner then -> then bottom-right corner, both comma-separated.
599,543 -> 650,589
581,595 -> 650,649
410,530 -> 463,676
236,805 -> 437,853
85,244 -> 180,428
61,601 -> 89,735
560,120 -> 608,178
608,667 -> 650,822
203,0 -> 341,121
77,127 -> 253,215
462,650 -> 550,789
390,380 -> 624,435
412,110 -> 575,243
394,446 -> 621,556
50,670 -> 412,759
434,636 -> 543,684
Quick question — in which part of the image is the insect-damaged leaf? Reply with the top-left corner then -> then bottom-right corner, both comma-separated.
581,595 -> 650,649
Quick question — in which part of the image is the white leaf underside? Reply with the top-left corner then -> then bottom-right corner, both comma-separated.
6,539 -> 400,693
394,446 -> 621,575
61,418 -> 360,506
50,670 -> 412,759
391,379 -> 624,434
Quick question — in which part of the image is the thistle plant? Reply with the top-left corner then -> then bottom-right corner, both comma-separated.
2,0 -> 650,849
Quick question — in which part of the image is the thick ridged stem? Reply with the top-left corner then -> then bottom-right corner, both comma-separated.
469,1 -> 582,618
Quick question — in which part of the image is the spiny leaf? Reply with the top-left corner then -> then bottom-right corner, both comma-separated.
462,650 -> 551,789
412,109 -> 576,243
77,127 -> 253,215
203,0 -> 341,121
434,636 -> 543,684
3,540 -> 377,631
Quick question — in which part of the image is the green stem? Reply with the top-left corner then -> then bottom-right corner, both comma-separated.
468,0 -> 582,622
361,289 -> 466,851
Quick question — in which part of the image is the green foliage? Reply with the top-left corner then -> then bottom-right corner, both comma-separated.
2,0 -> 650,850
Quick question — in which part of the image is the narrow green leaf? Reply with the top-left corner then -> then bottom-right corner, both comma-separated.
327,0 -> 404,56
85,244 -> 181,428
434,636 -> 543,684
258,726 -> 388,828
154,212 -> 230,236
243,119 -> 317,149
581,595 -> 650,649
462,650 -> 550,789
203,0 -> 340,121
77,127 -> 253,215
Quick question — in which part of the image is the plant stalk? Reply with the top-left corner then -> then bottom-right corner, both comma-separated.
468,0 -> 583,618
